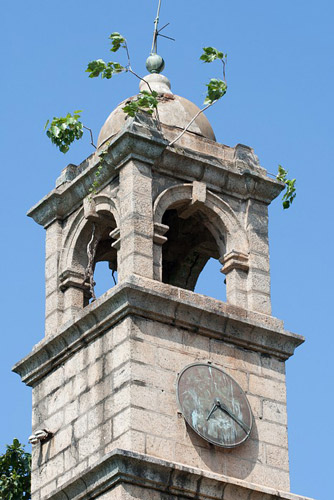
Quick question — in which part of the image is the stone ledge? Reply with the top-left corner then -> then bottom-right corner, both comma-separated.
27,116 -> 282,229
42,448 -> 314,500
13,276 -> 304,387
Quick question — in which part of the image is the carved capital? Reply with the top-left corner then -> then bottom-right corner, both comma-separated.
221,250 -> 249,274
110,227 -> 121,250
59,269 -> 90,294
153,222 -> 169,245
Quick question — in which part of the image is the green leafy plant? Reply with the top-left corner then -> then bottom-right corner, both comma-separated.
169,46 -> 227,146
123,90 -> 159,117
0,439 -> 31,499
204,78 -> 227,105
200,46 -> 226,63
46,35 -> 230,153
276,165 -> 297,209
86,32 -> 159,120
86,32 -> 129,80
201,46 -> 227,106
45,111 -> 83,153
86,59 -> 125,79
89,164 -> 104,196
109,32 -> 127,52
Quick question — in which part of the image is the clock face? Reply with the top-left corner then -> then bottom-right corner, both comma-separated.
177,363 -> 253,448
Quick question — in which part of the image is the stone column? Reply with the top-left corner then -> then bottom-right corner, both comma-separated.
221,251 -> 249,309
59,270 -> 88,323
117,159 -> 154,281
45,220 -> 64,336
153,222 -> 169,281
246,200 -> 271,314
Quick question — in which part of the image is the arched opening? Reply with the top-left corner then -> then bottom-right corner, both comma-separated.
93,262 -> 118,299
194,258 -> 226,301
83,215 -> 118,305
161,208 -> 225,296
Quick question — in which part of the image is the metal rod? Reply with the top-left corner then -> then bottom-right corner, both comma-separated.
158,34 -> 175,42
158,22 -> 170,33
151,0 -> 163,54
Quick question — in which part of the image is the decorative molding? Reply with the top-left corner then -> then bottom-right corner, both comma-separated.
27,123 -> 283,229
153,222 -> 169,245
178,180 -> 207,219
110,227 -> 121,250
13,276 -> 304,387
83,197 -> 100,221
221,250 -> 250,274
59,269 -> 89,293
42,448 -> 314,500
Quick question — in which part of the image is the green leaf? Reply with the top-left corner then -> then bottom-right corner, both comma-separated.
109,32 -> 126,52
44,119 -> 49,131
200,46 -> 225,63
86,59 -> 107,78
86,59 -> 125,79
122,91 -> 159,118
45,112 -> 84,153
122,102 -> 139,117
0,439 -> 31,499
204,78 -> 227,105
276,165 -> 297,209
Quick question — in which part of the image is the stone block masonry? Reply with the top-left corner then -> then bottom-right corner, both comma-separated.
13,277 -> 304,499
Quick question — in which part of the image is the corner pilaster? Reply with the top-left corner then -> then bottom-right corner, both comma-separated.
117,159 -> 154,281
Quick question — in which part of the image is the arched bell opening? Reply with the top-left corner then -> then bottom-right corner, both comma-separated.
83,216 -> 119,306
161,208 -> 226,297
194,258 -> 227,301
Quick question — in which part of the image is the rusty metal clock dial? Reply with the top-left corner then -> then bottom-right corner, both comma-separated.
177,362 -> 253,448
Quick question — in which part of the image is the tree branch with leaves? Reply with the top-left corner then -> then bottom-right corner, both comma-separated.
86,33 -> 160,120
276,165 -> 296,209
169,46 -> 227,146
0,439 -> 31,499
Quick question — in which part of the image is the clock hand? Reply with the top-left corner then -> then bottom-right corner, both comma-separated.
215,399 -> 250,434
206,402 -> 218,421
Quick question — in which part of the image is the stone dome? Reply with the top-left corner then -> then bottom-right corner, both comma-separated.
97,74 -> 216,148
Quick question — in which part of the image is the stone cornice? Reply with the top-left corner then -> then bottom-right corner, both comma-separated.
27,116 -> 283,228
27,120 -> 167,228
156,146 -> 283,204
42,448 -> 313,500
13,276 -> 304,387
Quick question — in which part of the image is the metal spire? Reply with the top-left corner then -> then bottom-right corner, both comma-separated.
146,0 -> 174,74
151,0 -> 162,54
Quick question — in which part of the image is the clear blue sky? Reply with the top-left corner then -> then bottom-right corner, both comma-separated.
1,1 -> 333,499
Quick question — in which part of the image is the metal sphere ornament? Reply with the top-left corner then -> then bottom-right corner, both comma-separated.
146,53 -> 165,74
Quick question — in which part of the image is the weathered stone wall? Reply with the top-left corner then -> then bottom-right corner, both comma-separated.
31,317 -> 131,498
123,315 -> 289,491
30,305 -> 290,498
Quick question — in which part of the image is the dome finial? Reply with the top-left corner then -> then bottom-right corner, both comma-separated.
146,53 -> 165,74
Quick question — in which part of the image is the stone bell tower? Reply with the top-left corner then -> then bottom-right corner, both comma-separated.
14,70 -> 314,500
